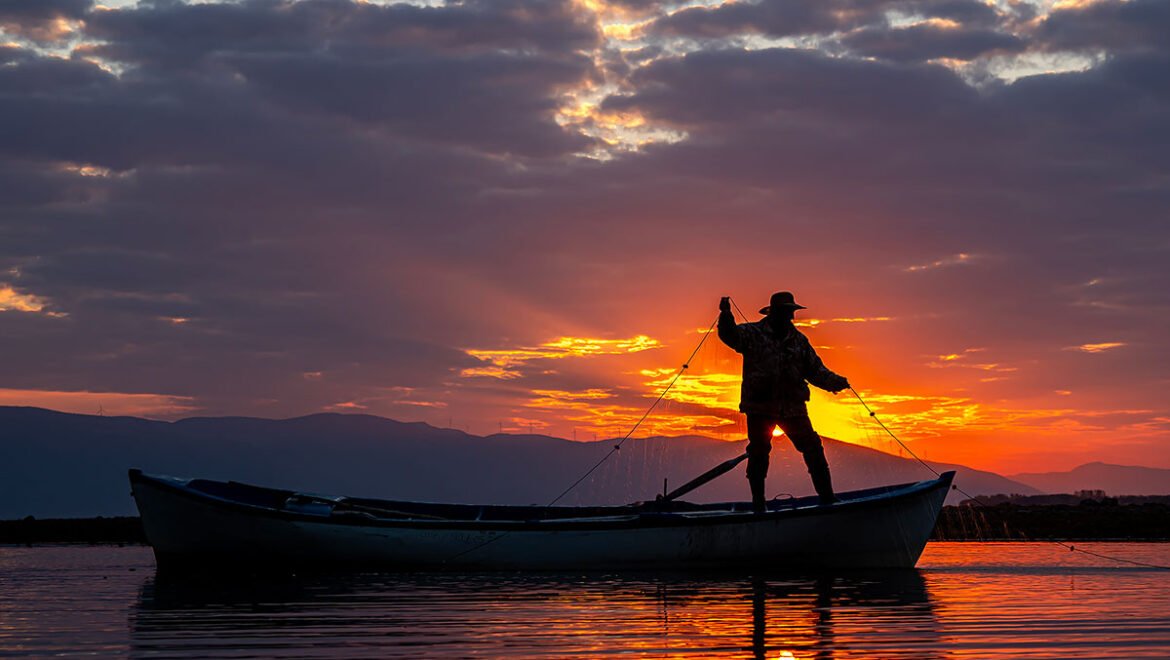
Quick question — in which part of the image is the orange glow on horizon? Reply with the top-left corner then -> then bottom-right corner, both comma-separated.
440,305 -> 1170,474
4,290 -> 1157,474
0,388 -> 196,417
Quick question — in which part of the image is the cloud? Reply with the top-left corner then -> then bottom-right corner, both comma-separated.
1066,342 -> 1127,353
650,0 -> 865,40
464,335 -> 662,377
843,24 -> 1025,63
796,317 -> 893,328
0,0 -> 1168,471
647,0 -> 1009,41
81,0 -> 599,66
1034,0 -> 1170,53
903,253 -> 978,272
0,284 -> 50,313
0,0 -> 90,43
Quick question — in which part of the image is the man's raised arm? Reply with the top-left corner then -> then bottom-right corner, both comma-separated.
716,296 -> 742,352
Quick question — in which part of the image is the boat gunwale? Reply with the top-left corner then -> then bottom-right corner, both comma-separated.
129,468 -> 955,533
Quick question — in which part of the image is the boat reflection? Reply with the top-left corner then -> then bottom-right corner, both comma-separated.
132,569 -> 941,658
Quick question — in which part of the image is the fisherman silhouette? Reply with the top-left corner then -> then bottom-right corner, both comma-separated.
718,292 -> 849,512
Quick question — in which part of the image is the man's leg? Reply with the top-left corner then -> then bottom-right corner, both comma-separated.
745,414 -> 776,513
776,415 -> 837,504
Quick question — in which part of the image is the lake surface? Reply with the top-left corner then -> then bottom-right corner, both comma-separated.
1,543 -> 1168,658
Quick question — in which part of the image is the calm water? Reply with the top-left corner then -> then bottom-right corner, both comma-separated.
1,543 -> 1168,658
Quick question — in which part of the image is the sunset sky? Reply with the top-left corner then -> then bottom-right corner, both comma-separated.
1,0 -> 1168,473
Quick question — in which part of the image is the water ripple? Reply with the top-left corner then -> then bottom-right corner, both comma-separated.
1,543 -> 1168,658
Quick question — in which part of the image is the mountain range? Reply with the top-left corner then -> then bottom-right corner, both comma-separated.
1010,462 -> 1170,497
1,406 -> 1160,519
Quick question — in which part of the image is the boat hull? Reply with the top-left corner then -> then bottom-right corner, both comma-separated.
130,470 -> 953,571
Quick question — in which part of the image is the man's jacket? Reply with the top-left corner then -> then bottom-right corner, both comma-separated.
717,311 -> 847,417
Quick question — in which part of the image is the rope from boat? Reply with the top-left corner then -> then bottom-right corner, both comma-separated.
442,314 -> 721,564
848,389 -> 941,479
848,387 -> 1170,570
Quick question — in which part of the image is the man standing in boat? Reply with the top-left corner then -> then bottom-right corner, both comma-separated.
717,292 -> 849,512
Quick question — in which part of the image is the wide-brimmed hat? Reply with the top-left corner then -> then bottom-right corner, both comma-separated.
759,291 -> 806,314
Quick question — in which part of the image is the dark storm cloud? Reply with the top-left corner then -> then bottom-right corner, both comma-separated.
0,45 -> 21,65
604,48 -> 978,139
604,33 -> 1170,191
1,1 -> 598,164
651,0 -> 863,39
0,0 -> 599,415
913,0 -> 1003,27
0,0 -> 90,20
228,51 -> 590,156
82,0 -> 598,71
0,0 -> 90,42
649,0 -> 1006,40
843,24 -> 1024,63
0,52 -> 109,94
1035,0 -> 1170,53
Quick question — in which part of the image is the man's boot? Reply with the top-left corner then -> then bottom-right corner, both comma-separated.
801,446 -> 838,506
749,476 -> 767,514
810,465 -> 837,506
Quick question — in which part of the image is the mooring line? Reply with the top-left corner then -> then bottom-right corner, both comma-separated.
848,387 -> 1170,570
443,314 -> 721,564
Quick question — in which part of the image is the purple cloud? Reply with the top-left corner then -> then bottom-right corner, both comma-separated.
0,0 -> 1167,469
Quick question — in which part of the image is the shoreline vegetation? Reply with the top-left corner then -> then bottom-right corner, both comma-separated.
3,499 -> 1168,545
933,499 -> 1170,542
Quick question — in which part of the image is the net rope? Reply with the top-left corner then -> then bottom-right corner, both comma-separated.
847,387 -> 1170,570
443,314 -> 720,563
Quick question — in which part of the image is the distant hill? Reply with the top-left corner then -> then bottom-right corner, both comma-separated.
0,406 -> 1036,518
1011,462 -> 1170,496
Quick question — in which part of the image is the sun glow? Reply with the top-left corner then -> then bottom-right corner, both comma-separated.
463,335 -> 662,378
444,310 -> 1158,472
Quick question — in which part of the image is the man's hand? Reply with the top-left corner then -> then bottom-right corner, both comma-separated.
719,296 -> 731,313
832,377 -> 851,394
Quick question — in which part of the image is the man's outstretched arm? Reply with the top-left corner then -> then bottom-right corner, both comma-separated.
802,339 -> 849,393
716,296 -> 742,352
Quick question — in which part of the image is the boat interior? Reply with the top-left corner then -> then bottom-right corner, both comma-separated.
177,475 -> 933,522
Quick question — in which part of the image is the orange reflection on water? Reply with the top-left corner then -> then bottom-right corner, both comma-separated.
377,569 -> 934,659
10,544 -> 1170,658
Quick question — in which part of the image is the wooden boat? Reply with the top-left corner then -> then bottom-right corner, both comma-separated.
129,468 -> 954,571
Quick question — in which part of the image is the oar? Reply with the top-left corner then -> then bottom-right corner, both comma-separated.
289,494 -> 449,520
657,452 -> 749,503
